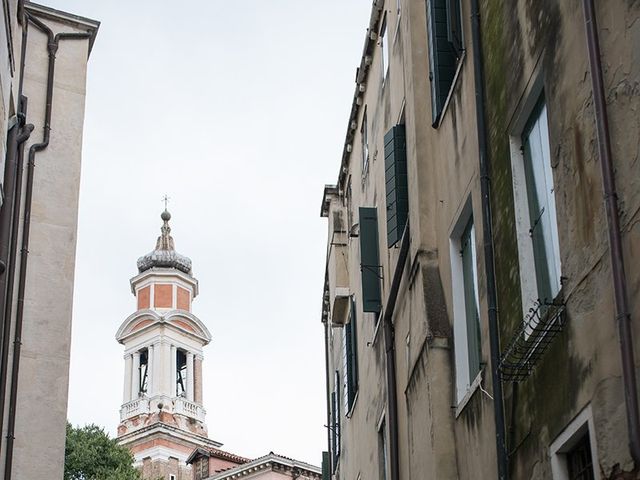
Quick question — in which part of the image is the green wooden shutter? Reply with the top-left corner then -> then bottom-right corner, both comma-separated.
427,0 -> 460,123
359,207 -> 382,313
345,297 -> 359,410
322,452 -> 330,480
461,220 -> 481,380
384,125 -> 408,248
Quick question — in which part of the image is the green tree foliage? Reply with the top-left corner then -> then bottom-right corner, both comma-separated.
64,422 -> 142,480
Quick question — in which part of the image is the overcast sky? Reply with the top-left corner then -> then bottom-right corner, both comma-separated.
42,0 -> 371,466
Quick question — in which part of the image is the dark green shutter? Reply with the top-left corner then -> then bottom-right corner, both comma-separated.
461,220 -> 481,380
359,207 -> 382,313
384,125 -> 408,248
322,452 -> 330,480
427,0 -> 461,123
345,297 -> 359,410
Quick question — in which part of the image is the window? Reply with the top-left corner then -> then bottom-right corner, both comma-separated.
384,124 -> 408,247
361,110 -> 369,177
550,406 -> 598,480
169,475 -> 176,480
343,297 -> 359,412
522,98 -> 561,304
139,349 -> 149,395
426,0 -> 463,124
193,456 -> 209,480
450,211 -> 481,403
380,13 -> 389,83
359,207 -> 382,313
378,416 -> 388,480
331,371 -> 341,472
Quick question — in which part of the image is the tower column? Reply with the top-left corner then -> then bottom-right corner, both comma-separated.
131,351 -> 141,399
186,351 -> 194,401
170,344 -> 177,397
194,355 -> 203,404
147,344 -> 154,395
123,354 -> 132,402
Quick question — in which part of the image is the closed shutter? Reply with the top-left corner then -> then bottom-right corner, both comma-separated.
359,207 -> 382,313
384,125 -> 408,247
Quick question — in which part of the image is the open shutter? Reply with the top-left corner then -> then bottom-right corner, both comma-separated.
344,297 -> 359,410
359,207 -> 382,313
384,125 -> 408,247
427,0 -> 460,123
322,452 -> 330,480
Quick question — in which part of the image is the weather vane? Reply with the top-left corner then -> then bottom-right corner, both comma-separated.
162,194 -> 170,211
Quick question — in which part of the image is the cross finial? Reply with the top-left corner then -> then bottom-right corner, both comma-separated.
162,194 -> 170,211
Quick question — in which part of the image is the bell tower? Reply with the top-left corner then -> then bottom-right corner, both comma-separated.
116,209 -> 222,479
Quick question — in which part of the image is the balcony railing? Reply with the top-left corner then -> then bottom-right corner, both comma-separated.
120,397 -> 150,421
174,397 -> 206,422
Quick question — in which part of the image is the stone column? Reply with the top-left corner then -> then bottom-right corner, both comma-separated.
123,354 -> 132,402
194,356 -> 203,404
147,345 -> 154,395
186,351 -> 194,401
170,345 -> 177,397
131,351 -> 141,399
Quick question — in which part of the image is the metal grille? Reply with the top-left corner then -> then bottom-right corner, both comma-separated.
499,300 -> 566,381
567,435 -> 595,480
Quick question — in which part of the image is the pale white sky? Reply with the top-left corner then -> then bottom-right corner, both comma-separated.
43,0 -> 372,467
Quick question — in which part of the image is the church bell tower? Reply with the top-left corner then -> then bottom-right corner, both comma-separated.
116,209 -> 222,479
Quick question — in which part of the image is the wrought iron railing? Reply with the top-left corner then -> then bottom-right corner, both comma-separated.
499,300 -> 566,382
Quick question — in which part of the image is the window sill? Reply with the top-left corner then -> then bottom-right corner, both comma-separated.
432,50 -> 466,129
454,369 -> 483,418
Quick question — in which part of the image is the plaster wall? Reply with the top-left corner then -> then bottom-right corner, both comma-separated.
0,8 -> 96,480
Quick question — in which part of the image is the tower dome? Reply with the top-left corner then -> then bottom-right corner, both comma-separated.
136,209 -> 192,274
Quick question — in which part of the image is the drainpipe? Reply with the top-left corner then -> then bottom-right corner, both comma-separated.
582,0 -> 640,466
323,319 -> 332,455
3,14 -> 92,480
383,223 -> 410,480
0,13 -> 33,454
470,0 -> 509,478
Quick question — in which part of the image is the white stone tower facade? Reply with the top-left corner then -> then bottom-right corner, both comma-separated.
116,210 -> 221,479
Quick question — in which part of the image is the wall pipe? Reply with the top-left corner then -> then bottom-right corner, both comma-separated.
0,11 -> 32,456
383,223 -> 410,480
469,0 -> 509,478
582,0 -> 640,466
3,13 -> 91,480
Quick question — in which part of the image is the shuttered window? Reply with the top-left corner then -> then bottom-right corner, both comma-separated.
522,99 -> 561,303
322,451 -> 330,480
343,297 -> 359,412
359,207 -> 382,313
331,371 -> 341,472
384,125 -> 408,247
426,0 -> 463,124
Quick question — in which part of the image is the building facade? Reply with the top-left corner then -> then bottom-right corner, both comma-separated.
0,2 -> 98,479
320,1 -> 640,480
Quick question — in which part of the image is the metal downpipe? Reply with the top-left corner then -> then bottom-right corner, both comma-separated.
470,0 -> 509,478
582,0 -> 640,466
3,14 -> 91,479
383,224 -> 410,480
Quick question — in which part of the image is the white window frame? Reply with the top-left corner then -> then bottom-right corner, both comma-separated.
380,12 -> 389,84
361,109 -> 369,178
549,405 -> 600,480
449,199 -> 482,404
509,89 -> 562,321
